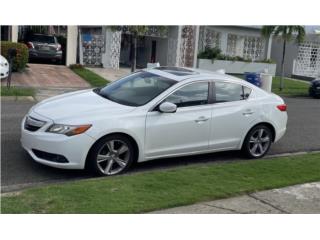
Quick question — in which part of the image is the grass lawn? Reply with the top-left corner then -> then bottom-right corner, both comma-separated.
272,77 -> 309,96
0,86 -> 35,97
2,153 -> 320,214
71,67 -> 109,87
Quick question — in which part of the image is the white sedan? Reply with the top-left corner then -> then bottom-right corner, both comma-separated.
21,67 -> 287,176
0,55 -> 9,79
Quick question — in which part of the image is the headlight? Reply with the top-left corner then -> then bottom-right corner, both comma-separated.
46,124 -> 92,136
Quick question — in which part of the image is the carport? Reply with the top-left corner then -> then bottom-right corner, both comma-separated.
7,25 -> 78,66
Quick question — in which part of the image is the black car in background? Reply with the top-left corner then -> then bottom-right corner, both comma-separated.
25,34 -> 62,63
309,79 -> 320,98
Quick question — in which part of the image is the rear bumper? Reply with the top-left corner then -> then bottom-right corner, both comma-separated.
21,115 -> 95,169
274,127 -> 286,142
29,50 -> 62,60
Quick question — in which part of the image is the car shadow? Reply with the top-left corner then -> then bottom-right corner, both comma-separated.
131,150 -> 246,173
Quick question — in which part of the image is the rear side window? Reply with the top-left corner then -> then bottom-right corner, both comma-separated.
214,82 -> 251,103
165,82 -> 209,108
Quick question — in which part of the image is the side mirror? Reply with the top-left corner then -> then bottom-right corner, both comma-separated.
159,102 -> 177,113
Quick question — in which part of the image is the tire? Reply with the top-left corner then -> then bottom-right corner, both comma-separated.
86,134 -> 136,176
242,125 -> 273,159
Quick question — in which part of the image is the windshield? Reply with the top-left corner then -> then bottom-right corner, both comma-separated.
98,71 -> 177,106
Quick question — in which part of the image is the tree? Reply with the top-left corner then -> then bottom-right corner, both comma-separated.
261,26 -> 305,91
112,26 -> 167,72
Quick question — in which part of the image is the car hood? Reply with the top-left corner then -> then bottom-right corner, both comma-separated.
32,89 -> 136,122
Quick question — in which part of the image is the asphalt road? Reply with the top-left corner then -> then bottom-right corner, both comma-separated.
1,97 -> 320,192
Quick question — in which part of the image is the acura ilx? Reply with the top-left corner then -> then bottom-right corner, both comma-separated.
21,67 -> 287,175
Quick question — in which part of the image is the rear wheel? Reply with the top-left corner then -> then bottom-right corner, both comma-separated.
87,134 -> 135,176
242,125 -> 272,158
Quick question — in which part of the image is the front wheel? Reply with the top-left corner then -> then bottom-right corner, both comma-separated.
87,134 -> 135,176
242,125 -> 272,158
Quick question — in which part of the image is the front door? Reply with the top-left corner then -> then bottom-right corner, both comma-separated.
145,82 -> 211,158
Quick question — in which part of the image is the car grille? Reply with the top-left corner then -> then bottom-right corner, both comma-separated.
24,116 -> 46,132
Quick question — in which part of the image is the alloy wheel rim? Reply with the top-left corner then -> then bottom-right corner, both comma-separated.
96,140 -> 130,175
249,128 -> 271,157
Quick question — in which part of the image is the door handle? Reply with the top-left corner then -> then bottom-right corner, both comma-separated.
194,116 -> 209,123
242,109 -> 254,116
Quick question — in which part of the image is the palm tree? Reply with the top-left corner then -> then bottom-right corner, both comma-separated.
261,26 -> 305,91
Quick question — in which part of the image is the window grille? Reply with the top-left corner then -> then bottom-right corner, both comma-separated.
226,34 -> 237,57
294,41 -> 320,78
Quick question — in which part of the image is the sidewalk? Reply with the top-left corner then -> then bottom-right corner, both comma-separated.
151,182 -> 320,214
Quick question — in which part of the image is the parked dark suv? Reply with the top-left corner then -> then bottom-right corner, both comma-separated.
309,79 -> 320,98
25,34 -> 62,63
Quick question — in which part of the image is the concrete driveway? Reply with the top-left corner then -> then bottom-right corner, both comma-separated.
3,63 -> 90,88
1,96 -> 320,192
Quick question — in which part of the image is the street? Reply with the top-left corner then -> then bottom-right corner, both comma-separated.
1,96 -> 320,192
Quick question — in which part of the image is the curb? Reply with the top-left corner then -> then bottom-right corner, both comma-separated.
1,96 -> 35,101
2,150 -> 320,194
266,150 -> 320,159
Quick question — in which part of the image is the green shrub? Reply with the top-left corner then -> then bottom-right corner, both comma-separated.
69,64 -> 84,69
257,59 -> 276,64
198,47 -> 276,64
0,41 -> 29,71
197,47 -> 222,60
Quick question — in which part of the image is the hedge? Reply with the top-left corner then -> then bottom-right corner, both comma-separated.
0,41 -> 29,71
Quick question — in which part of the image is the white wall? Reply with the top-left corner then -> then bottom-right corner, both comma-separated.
66,26 -> 78,66
11,26 -> 18,42
200,26 -> 270,59
198,59 -> 277,76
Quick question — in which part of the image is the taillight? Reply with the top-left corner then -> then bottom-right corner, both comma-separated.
26,42 -> 34,49
277,104 -> 287,112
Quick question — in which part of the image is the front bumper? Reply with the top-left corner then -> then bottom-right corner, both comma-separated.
309,86 -> 320,96
0,66 -> 9,79
21,113 -> 95,169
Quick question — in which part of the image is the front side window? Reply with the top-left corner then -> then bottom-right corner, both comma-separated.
215,82 -> 251,103
98,71 -> 177,106
165,82 -> 209,108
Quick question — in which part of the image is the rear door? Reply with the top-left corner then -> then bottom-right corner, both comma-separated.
209,81 -> 256,150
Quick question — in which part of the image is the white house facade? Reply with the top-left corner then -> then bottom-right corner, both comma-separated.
2,25 -> 274,74
271,26 -> 320,79
75,25 -> 273,71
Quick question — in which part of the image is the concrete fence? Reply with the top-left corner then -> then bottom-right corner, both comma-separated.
197,59 -> 277,76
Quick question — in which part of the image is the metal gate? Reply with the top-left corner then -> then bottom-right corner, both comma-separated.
293,41 -> 320,78
82,34 -> 105,66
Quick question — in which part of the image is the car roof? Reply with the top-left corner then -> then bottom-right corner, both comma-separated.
143,66 -> 245,83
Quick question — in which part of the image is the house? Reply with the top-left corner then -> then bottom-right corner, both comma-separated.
271,26 -> 320,80
1,25 -> 273,72
77,25 -> 273,71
